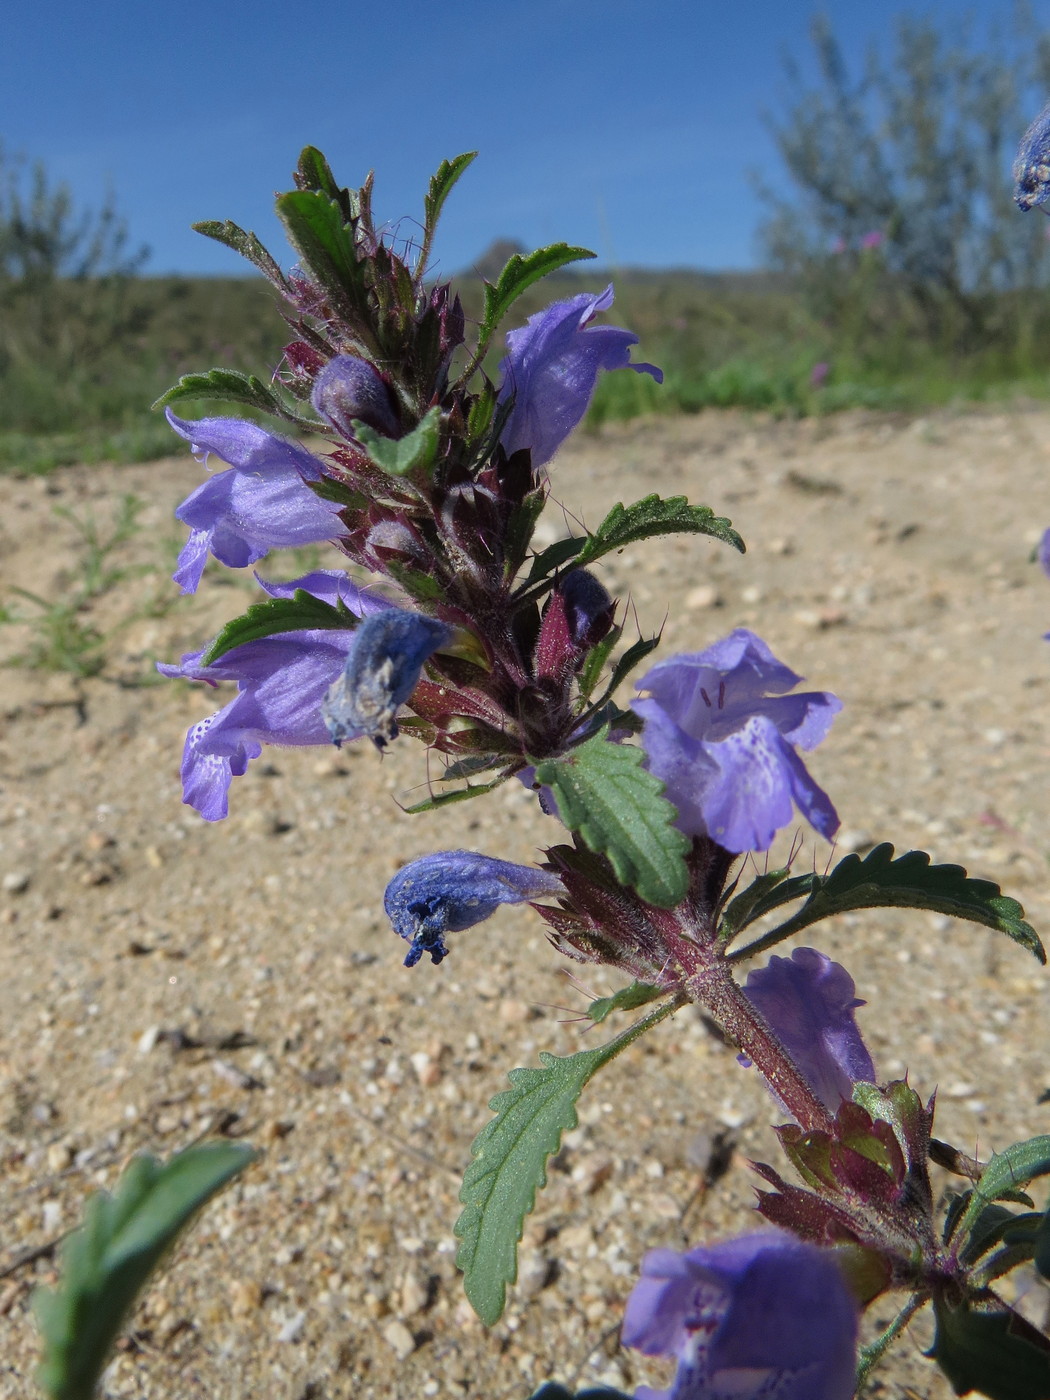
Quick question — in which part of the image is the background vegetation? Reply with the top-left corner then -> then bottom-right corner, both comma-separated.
5,11 -> 1050,474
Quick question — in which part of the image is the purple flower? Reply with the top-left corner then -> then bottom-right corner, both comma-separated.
167,411 -> 344,593
742,948 -> 876,1112
158,572 -> 390,820
384,851 -> 564,966
311,354 -> 401,439
1039,527 -> 1050,578
322,607 -> 453,749
631,629 -> 841,852
859,230 -> 884,250
621,1232 -> 858,1400
1014,102 -> 1050,211
497,285 -> 662,466
809,361 -> 830,389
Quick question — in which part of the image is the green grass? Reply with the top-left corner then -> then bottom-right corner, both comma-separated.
5,266 -> 1050,475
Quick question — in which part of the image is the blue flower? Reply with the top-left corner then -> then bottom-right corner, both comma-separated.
621,1232 -> 858,1400
384,851 -> 564,966
1014,102 -> 1050,211
631,629 -> 841,852
742,948 -> 876,1112
167,411 -> 344,592
321,608 -> 453,749
158,572 -> 390,819
498,286 -> 662,466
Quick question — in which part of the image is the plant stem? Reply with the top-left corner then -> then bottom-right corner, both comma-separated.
855,1293 -> 927,1394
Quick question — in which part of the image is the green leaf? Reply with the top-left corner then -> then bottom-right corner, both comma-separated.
587,980 -> 664,1024
152,368 -> 310,424
523,494 -> 744,592
294,145 -> 344,202
481,243 -> 596,343
589,634 -> 662,710
929,1296 -> 1050,1400
717,868 -> 792,942
33,1142 -> 254,1400
726,844 -> 1045,965
275,189 -> 365,321
400,773 -> 509,814
578,626 -> 623,700
532,727 -> 689,908
423,152 -> 477,247
454,1002 -> 676,1325
201,590 -> 356,666
575,494 -> 745,565
191,219 -> 289,290
1035,1209 -> 1050,1280
352,406 -> 441,476
957,1137 -> 1050,1242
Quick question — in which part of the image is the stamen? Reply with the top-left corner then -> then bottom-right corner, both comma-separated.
699,687 -> 712,707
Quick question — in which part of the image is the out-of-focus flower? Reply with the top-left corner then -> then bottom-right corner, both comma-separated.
384,851 -> 564,966
311,354 -> 402,439
1038,527 -> 1050,577
321,608 -> 453,748
1014,101 -> 1050,211
742,948 -> 876,1112
167,411 -> 343,593
631,629 -> 841,852
621,1232 -> 858,1400
498,285 -> 662,466
158,573 -> 389,820
809,361 -> 830,389
859,230 -> 884,250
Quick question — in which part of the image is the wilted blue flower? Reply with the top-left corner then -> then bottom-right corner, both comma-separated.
384,851 -> 564,966
311,354 -> 402,439
498,285 -> 662,466
322,607 -> 453,749
158,572 -> 390,820
742,948 -> 876,1112
167,411 -> 344,592
631,629 -> 841,852
621,1232 -> 858,1400
1014,101 -> 1050,211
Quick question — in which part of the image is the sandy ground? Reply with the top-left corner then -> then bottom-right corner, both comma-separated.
1,406 -> 1049,1399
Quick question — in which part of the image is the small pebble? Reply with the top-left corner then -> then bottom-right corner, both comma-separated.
381,1318 -> 417,1360
276,1310 -> 305,1343
3,872 -> 30,895
685,584 -> 721,610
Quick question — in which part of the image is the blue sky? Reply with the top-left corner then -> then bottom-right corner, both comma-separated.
5,0 -> 1050,275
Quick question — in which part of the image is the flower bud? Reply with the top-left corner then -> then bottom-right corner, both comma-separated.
311,354 -> 401,440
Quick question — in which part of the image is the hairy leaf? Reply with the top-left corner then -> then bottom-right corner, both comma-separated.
152,368 -> 306,422
957,1137 -> 1050,1242
275,189 -> 365,321
726,843 -> 1044,964
423,152 -> 478,246
533,727 -> 689,908
455,1003 -> 675,1325
524,494 -> 743,590
190,220 -> 289,290
587,980 -> 665,1024
352,406 -> 441,476
481,243 -> 596,345
34,1143 -> 254,1400
201,590 -> 356,665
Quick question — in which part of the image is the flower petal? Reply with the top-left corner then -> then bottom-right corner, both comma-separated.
385,851 -> 564,966
743,948 -> 876,1111
167,411 -> 343,592
498,285 -> 662,466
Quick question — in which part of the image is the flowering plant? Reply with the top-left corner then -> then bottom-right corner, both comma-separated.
31,147 -> 1050,1400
